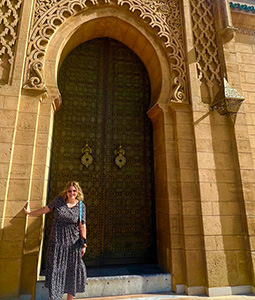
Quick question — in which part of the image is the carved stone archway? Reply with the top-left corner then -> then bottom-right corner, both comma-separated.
44,10 -> 172,107
26,1 -> 187,286
23,0 -> 188,105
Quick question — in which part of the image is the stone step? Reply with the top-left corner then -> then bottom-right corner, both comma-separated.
35,273 -> 171,299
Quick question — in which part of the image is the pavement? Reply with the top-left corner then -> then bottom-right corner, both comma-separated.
76,293 -> 255,300
72,265 -> 255,300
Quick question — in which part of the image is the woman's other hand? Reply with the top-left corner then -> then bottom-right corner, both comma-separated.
81,246 -> 86,256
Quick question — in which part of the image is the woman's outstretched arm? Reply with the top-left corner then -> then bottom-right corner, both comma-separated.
24,202 -> 51,217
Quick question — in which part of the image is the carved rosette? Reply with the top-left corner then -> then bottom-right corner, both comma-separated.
23,0 -> 188,103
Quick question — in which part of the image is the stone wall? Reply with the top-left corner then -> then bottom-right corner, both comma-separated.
222,9 -> 255,294
1,0 -> 255,299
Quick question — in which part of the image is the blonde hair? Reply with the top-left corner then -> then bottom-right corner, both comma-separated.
59,181 -> 84,201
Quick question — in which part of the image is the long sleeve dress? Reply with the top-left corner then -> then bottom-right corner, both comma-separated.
45,196 -> 87,300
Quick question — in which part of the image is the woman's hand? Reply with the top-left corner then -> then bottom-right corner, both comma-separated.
24,204 -> 50,217
24,202 -> 31,215
81,246 -> 86,257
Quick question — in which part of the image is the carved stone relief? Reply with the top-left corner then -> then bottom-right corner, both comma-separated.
0,0 -> 22,85
189,0 -> 222,101
236,27 -> 255,36
23,0 -> 188,103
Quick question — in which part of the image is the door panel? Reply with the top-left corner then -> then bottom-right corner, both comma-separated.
42,38 -> 156,268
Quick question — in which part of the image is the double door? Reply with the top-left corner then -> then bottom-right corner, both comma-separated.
43,38 -> 156,267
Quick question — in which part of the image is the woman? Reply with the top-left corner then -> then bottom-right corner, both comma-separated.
24,181 -> 87,300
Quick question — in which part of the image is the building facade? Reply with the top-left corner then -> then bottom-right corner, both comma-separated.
1,0 -> 255,298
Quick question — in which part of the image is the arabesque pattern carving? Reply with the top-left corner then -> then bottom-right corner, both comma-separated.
23,0 -> 187,103
190,0 -> 222,100
0,0 -> 22,84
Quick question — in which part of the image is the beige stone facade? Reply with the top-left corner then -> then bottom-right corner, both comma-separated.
1,0 -> 255,299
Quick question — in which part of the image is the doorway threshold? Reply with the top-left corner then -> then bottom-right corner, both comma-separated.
36,264 -> 171,299
87,264 -> 166,278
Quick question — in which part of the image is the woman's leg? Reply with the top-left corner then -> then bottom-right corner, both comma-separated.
67,294 -> 73,300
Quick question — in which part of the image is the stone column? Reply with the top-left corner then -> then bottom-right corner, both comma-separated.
192,100 -> 251,296
170,103 -> 207,295
148,104 -> 185,292
20,93 -> 55,298
0,92 -> 41,298
0,91 -> 55,299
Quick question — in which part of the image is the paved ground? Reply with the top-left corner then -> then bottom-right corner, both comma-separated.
76,293 -> 255,300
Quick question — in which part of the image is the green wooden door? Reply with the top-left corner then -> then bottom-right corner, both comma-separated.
43,38 -> 156,268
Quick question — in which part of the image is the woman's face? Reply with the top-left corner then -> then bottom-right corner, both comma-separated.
67,185 -> 78,200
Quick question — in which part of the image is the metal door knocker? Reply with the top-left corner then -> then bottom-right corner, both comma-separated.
114,145 -> 126,168
81,143 -> 93,168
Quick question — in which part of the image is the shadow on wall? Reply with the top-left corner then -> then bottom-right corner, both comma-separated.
0,205 -> 44,299
209,110 -> 252,288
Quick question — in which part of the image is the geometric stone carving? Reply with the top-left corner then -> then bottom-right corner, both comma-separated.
0,0 -> 22,85
237,27 -> 255,36
189,0 -> 222,100
23,0 -> 188,103
210,78 -> 245,123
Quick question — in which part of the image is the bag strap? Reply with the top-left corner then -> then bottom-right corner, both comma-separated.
79,201 -> 83,222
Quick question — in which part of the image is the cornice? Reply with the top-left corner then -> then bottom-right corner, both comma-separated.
230,1 -> 255,33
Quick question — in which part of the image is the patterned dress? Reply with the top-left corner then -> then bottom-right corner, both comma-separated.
45,196 -> 87,300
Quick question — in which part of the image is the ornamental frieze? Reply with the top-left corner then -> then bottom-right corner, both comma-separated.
236,27 -> 255,35
0,0 -> 22,85
23,0 -> 187,103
